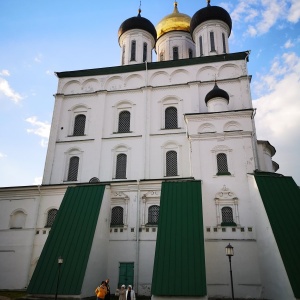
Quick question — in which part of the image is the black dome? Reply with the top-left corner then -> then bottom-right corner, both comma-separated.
118,12 -> 157,42
205,84 -> 229,104
190,4 -> 232,37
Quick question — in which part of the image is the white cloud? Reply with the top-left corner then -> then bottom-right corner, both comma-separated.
284,39 -> 294,48
33,177 -> 42,185
0,152 -> 7,158
253,52 -> 300,182
34,53 -> 43,63
0,77 -> 23,103
288,0 -> 300,23
26,116 -> 51,141
0,70 -> 10,76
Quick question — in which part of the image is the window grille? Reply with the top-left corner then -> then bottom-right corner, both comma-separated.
200,36 -> 203,56
210,32 -> 216,52
111,206 -> 124,225
143,42 -> 147,62
221,207 -> 234,223
222,33 -> 226,53
166,150 -> 178,176
118,111 -> 131,133
189,48 -> 193,58
217,153 -> 229,174
148,205 -> 159,224
116,153 -> 127,179
67,156 -> 79,181
73,114 -> 86,136
165,107 -> 178,129
89,177 -> 100,183
173,47 -> 179,60
131,40 -> 136,61
45,209 -> 57,227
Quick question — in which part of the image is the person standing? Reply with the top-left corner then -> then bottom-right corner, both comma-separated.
95,281 -> 107,300
119,285 -> 126,300
105,278 -> 110,300
126,285 -> 136,300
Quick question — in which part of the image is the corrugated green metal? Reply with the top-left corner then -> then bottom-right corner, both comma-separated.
27,185 -> 105,295
255,175 -> 300,298
151,181 -> 206,296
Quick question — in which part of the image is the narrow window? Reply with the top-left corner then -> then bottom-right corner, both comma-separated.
10,211 -> 26,229
165,107 -> 178,129
118,111 -> 131,133
188,48 -> 193,58
143,42 -> 147,62
173,47 -> 179,60
45,209 -> 58,228
216,153 -> 230,175
73,114 -> 86,136
160,52 -> 164,61
130,40 -> 136,61
148,205 -> 160,225
210,32 -> 216,52
67,156 -> 79,181
200,36 -> 203,56
166,150 -> 178,176
221,207 -> 234,224
122,45 -> 125,65
222,33 -> 226,53
111,206 -> 124,226
116,153 -> 127,179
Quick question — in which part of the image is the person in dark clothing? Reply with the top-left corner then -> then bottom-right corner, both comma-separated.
105,278 -> 110,300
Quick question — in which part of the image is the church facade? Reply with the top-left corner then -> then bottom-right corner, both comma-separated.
1,2 -> 299,300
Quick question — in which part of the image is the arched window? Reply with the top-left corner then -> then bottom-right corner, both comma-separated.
89,177 -> 100,183
200,36 -> 203,56
67,156 -> 79,181
116,153 -> 127,179
221,207 -> 234,224
160,52 -> 164,61
73,114 -> 86,136
111,206 -> 124,226
143,42 -> 147,62
45,209 -> 58,227
173,47 -> 179,60
210,32 -> 216,52
217,153 -> 230,175
189,48 -> 193,59
131,40 -> 136,61
122,45 -> 125,65
148,205 -> 160,225
222,33 -> 226,53
165,107 -> 178,129
10,211 -> 26,229
166,150 -> 178,176
118,111 -> 131,133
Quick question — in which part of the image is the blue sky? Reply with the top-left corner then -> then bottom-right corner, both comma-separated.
0,0 -> 299,187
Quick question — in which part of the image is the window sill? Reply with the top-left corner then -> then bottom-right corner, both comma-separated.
110,224 -> 124,228
221,222 -> 237,227
216,172 -> 231,176
145,223 -> 158,227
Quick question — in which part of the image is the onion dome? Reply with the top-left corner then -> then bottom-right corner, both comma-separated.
156,2 -> 191,40
205,83 -> 229,104
118,9 -> 157,42
190,0 -> 232,37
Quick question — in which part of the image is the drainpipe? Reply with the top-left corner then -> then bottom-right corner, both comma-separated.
184,115 -> 193,177
251,109 -> 260,170
135,180 -> 141,293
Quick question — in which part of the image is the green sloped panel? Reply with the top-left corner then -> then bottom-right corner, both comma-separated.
255,175 -> 300,298
152,181 -> 206,296
27,185 -> 105,295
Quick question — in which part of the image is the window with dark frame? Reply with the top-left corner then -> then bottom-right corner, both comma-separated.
221,207 -> 234,223
67,156 -> 79,181
130,40 -> 136,61
200,36 -> 203,56
122,45 -> 125,65
45,209 -> 58,227
73,114 -> 86,136
217,153 -> 230,175
166,150 -> 178,176
188,48 -> 193,58
111,206 -> 124,226
165,106 -> 178,129
116,153 -> 127,179
173,46 -> 179,60
210,31 -> 216,52
143,42 -> 147,62
222,33 -> 226,53
118,110 -> 131,133
148,205 -> 160,225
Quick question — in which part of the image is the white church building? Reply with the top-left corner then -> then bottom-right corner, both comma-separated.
1,1 -> 299,300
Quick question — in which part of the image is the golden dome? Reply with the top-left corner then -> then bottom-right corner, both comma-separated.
156,2 -> 191,40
